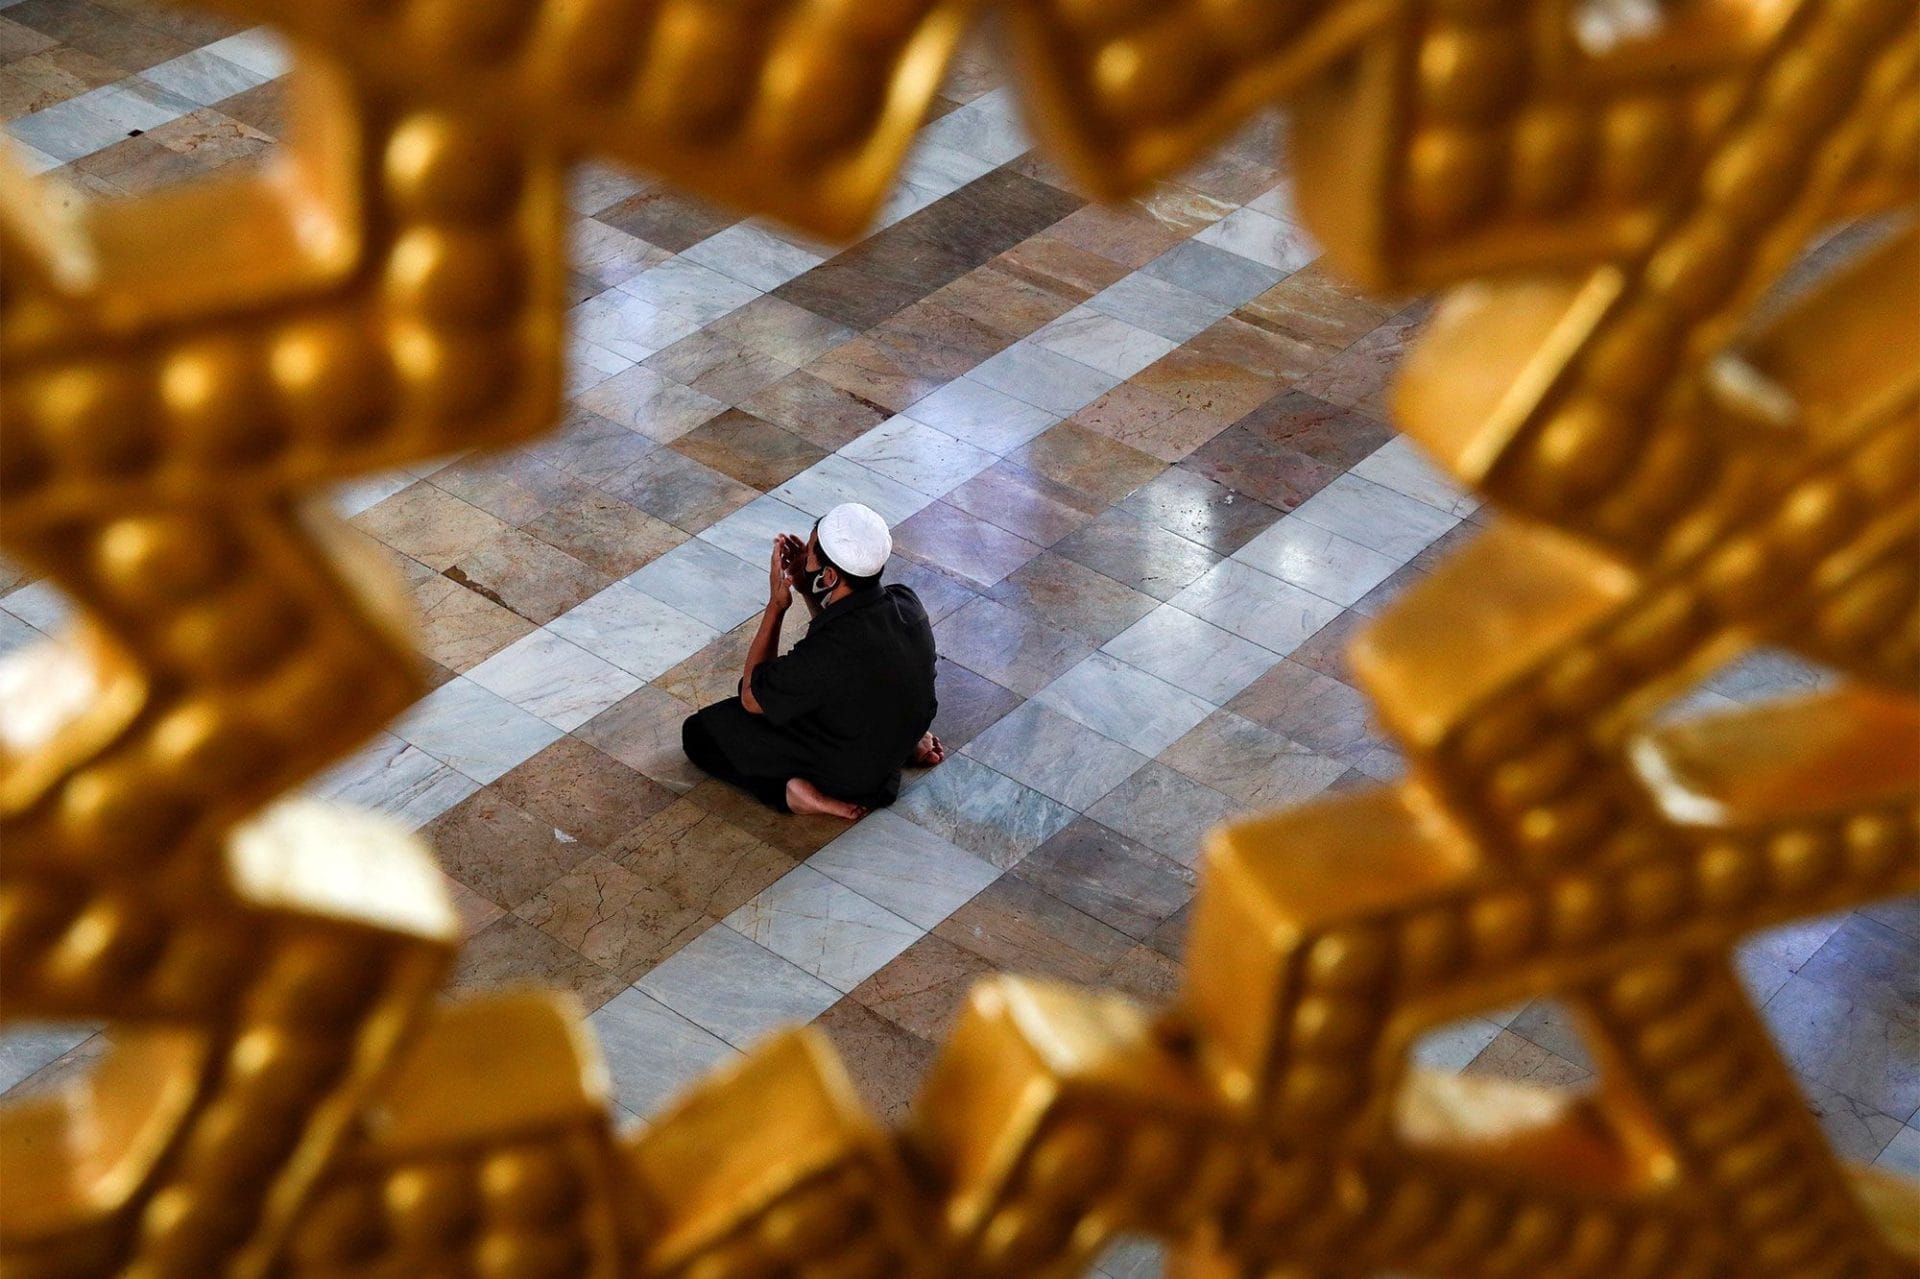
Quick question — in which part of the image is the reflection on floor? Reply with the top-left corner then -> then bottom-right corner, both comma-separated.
2,5 -> 1915,1263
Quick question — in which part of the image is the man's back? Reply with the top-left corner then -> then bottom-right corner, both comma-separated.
747,583 -> 937,801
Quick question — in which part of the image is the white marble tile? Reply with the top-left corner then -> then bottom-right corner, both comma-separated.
1142,240 -> 1286,307
1349,435 -> 1482,517
392,677 -> 565,784
626,536 -> 766,631
203,27 -> 291,78
1170,559 -> 1345,655
963,699 -> 1150,810
1193,206 -> 1318,274
0,1023 -> 98,1093
1094,1237 -> 1166,1279
1232,515 -> 1402,607
567,289 -> 700,363
725,863 -> 923,993
1087,272 -> 1235,344
569,162 -> 650,215
307,732 -> 480,829
843,416 -> 998,499
588,986 -> 740,1117
1035,652 -> 1215,757
1101,605 -> 1281,705
1,579 -> 71,633
138,49 -> 266,106
900,377 -> 1059,456
964,342 -> 1124,418
918,86 -> 1031,164
547,583 -> 719,681
617,257 -> 763,326
329,471 -> 413,518
638,923 -> 843,1049
869,178 -> 944,230
696,492 -> 814,569
1290,473 -> 1461,562
1030,307 -> 1179,380
898,139 -> 998,196
466,628 -> 644,730
0,610 -> 39,658
1412,1017 -> 1505,1073
573,364 -> 727,441
7,81 -> 195,162
681,222 -> 826,291
570,216 -> 665,286
565,333 -> 636,395
3,138 -> 62,175
1877,1125 -> 1920,1176
772,455 -> 934,527
893,754 -> 1078,869
1761,974 -> 1920,1122
805,809 -> 999,929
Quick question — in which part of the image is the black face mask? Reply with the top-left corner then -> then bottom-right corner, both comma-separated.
802,566 -> 835,605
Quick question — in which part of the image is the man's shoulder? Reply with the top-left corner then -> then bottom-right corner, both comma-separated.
880,583 -> 930,622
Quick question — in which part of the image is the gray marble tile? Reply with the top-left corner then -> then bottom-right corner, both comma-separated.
465,628 -> 644,731
138,48 -> 265,106
617,256 -> 763,326
918,86 -> 1030,164
1085,762 -> 1244,870
626,535 -> 766,631
1101,604 -> 1281,705
724,863 -> 924,993
1035,652 -> 1214,756
1761,974 -> 1920,1122
587,986 -> 740,1117
1701,647 -> 1840,705
203,27 -> 290,78
393,676 -> 565,784
1411,1017 -> 1506,1074
1232,514 -> 1402,607
1193,206 -> 1317,274
546,582 -> 718,680
566,334 -> 634,395
964,343 -> 1124,418
900,377 -> 1060,456
567,289 -> 701,363
330,471 -> 413,518
893,754 -> 1077,869
307,732 -> 481,830
569,162 -> 650,215
638,923 -> 843,1049
772,454 -> 933,527
1349,435 -> 1482,518
1290,472 -> 1460,562
964,700 -> 1150,811
805,809 -> 1000,929
1030,307 -> 1178,380
1087,271 -> 1235,343
1142,240 -> 1287,307
845,416 -> 998,499
681,222 -> 827,291
569,216 -> 668,288
695,492 -> 814,569
0,1023 -> 98,1094
1169,559 -> 1344,655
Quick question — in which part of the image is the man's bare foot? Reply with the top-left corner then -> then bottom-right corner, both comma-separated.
911,731 -> 946,768
786,777 -> 867,820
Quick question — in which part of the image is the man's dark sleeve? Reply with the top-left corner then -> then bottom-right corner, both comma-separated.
748,640 -> 836,726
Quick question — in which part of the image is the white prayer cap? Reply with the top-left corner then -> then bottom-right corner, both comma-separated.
818,502 -> 892,577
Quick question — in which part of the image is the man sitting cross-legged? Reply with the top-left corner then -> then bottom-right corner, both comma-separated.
681,502 -> 944,820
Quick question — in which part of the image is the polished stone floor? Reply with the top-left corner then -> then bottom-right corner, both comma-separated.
2,4 -> 1916,1259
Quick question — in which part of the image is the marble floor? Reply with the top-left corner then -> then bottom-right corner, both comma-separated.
2,4 -> 1916,1266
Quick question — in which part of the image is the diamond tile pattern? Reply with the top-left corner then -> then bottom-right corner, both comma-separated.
4,2 -> 1911,1180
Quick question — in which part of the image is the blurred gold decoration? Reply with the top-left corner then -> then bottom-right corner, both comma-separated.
0,0 -> 1914,1275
